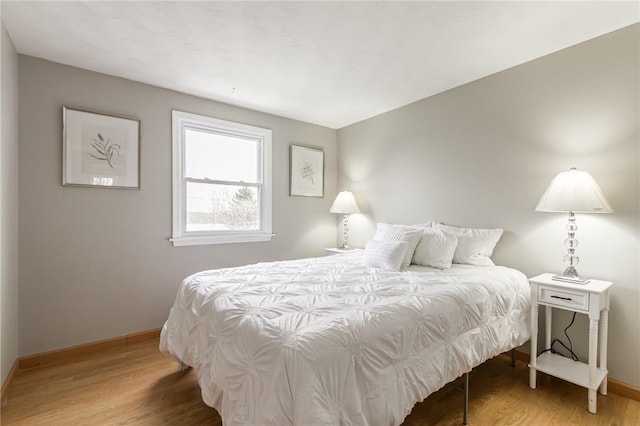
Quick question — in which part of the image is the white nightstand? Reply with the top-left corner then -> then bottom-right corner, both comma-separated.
325,247 -> 362,255
528,273 -> 612,414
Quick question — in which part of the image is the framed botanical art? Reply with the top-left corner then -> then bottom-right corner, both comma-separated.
63,107 -> 140,188
290,144 -> 324,197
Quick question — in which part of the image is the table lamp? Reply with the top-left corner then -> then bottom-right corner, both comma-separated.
535,168 -> 613,284
330,191 -> 360,249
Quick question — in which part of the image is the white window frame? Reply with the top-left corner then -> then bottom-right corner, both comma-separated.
171,110 -> 272,246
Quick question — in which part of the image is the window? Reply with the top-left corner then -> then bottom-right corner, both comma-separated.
171,110 -> 272,246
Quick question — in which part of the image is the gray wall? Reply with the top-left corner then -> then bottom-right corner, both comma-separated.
338,24 -> 639,387
18,56 -> 337,356
1,18 -> 19,386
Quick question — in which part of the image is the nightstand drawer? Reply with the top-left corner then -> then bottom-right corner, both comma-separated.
538,286 -> 589,311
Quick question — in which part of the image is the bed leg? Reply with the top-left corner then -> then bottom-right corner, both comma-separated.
463,372 -> 469,425
511,348 -> 516,368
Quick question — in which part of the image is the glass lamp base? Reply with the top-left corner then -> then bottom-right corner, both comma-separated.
552,268 -> 591,284
554,212 -> 590,284
341,214 -> 350,251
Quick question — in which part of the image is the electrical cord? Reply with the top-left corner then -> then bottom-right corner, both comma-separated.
538,312 -> 579,362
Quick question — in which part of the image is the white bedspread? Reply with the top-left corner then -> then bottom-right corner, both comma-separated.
160,253 -> 530,425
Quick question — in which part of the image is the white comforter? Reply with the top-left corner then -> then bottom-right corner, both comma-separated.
160,253 -> 530,425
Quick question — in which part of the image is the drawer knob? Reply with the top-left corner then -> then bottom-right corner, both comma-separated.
551,295 -> 572,301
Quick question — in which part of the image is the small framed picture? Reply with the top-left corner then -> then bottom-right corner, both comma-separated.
63,107 -> 140,189
290,145 -> 324,197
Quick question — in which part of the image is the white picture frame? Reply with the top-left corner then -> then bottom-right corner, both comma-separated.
63,106 -> 140,189
290,145 -> 324,197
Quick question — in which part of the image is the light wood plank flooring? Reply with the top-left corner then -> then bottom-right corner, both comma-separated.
2,338 -> 638,425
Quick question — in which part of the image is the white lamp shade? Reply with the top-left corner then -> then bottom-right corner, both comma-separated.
330,191 -> 360,214
536,168 -> 613,213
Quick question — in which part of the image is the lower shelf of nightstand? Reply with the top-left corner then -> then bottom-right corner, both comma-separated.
531,352 -> 607,389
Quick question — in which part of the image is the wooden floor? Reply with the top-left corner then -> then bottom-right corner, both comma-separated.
2,338 -> 638,425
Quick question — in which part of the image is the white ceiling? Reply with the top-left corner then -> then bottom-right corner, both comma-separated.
2,1 -> 639,129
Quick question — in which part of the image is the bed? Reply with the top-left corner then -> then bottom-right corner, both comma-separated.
160,250 -> 530,425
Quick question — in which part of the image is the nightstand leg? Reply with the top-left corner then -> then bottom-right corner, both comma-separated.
545,306 -> 552,350
588,388 -> 597,414
588,318 -> 599,414
529,303 -> 538,389
599,309 -> 608,396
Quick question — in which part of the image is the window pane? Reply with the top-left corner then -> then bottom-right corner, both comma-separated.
185,128 -> 259,182
186,182 -> 260,232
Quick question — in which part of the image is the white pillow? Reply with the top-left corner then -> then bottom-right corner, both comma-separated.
362,240 -> 409,271
436,224 -> 503,266
410,221 -> 436,228
412,228 -> 458,269
372,223 -> 422,267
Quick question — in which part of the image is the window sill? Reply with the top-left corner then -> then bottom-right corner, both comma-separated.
170,232 -> 273,247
